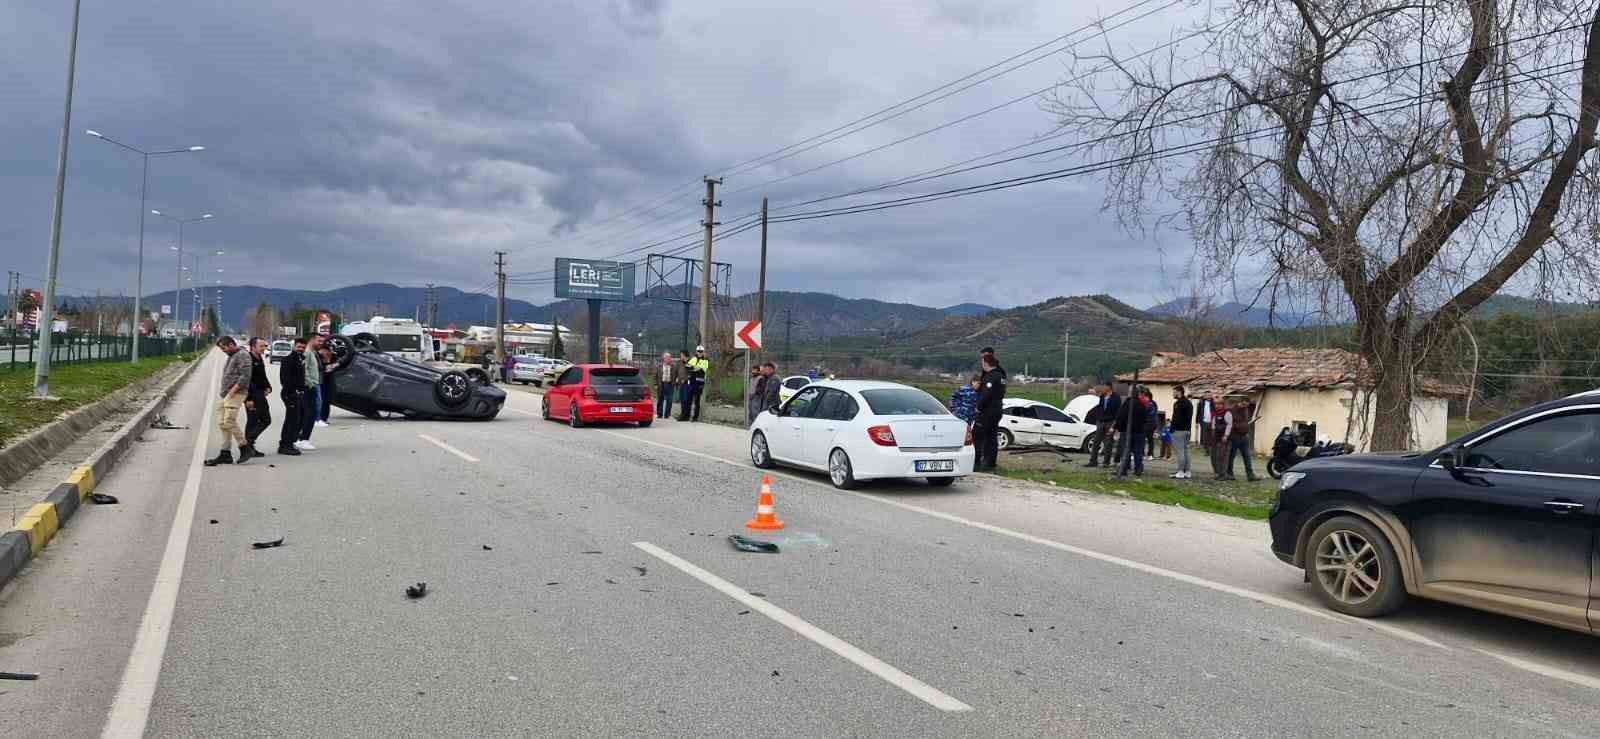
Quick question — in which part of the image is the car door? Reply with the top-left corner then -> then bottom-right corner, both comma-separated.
1400,407 -> 1600,632
803,389 -> 858,464
1031,405 -> 1081,448
1000,406 -> 1042,445
770,387 -> 824,464
548,367 -> 582,416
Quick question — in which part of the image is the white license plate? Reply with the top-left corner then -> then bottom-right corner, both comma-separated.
608,406 -> 632,414
915,460 -> 955,473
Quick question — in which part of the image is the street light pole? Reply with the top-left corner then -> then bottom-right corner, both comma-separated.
33,0 -> 84,398
85,130 -> 204,362
152,210 -> 213,353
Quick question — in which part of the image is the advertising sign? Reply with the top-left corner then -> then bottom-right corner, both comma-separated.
553,258 -> 636,302
279,326 -> 298,337
161,305 -> 172,315
316,312 -> 333,336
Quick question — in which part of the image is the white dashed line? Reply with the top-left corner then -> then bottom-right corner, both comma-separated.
417,433 -> 479,462
1475,648 -> 1600,692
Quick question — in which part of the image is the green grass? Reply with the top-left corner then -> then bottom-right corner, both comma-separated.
0,355 -> 189,447
995,466 -> 1276,521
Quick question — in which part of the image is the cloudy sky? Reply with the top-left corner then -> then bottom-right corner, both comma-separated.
2,0 -> 1209,311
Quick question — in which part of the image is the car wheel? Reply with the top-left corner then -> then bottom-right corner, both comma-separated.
828,448 -> 858,490
997,429 -> 1014,450
433,371 -> 471,408
1267,458 -> 1286,479
569,402 -> 585,428
1079,436 -> 1092,453
750,431 -> 774,469
324,335 -> 357,371
639,418 -> 653,428
464,368 -> 491,385
927,476 -> 956,487
541,397 -> 551,421
1306,516 -> 1406,618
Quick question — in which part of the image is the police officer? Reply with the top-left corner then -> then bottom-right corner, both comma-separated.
973,349 -> 1008,472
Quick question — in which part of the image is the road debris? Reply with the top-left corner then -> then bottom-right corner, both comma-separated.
632,566 -> 647,576
251,537 -> 285,549
545,582 -> 559,586
482,545 -> 493,551
150,415 -> 188,430
405,582 -> 428,599
605,579 -> 618,585
736,610 -> 751,615
89,493 -> 119,505
0,671 -> 39,681
209,519 -> 219,525
728,535 -> 779,554
580,550 -> 603,554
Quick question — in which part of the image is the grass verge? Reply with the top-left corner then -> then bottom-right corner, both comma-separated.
995,465 -> 1276,521
0,355 -> 190,448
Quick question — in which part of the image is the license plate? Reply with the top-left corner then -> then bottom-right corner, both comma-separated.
915,460 -> 955,473
609,406 -> 632,414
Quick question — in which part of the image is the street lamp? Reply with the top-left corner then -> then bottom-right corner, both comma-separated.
152,210 -> 214,352
85,129 -> 204,362
34,0 -> 83,398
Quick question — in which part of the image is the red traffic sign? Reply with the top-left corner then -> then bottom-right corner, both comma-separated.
734,320 -> 762,350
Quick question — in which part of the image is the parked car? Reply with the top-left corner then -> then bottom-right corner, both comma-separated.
541,364 -> 653,427
1270,391 -> 1600,633
323,333 -> 505,420
269,339 -> 293,364
538,360 -> 573,387
777,375 -> 813,404
750,380 -> 972,489
510,357 -> 543,385
997,398 -> 1096,451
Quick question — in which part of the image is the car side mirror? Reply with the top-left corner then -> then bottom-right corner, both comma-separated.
1439,448 -> 1464,472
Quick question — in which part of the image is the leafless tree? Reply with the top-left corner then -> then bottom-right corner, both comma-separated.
1158,292 -> 1248,356
1047,0 -> 1600,450
247,302 -> 278,339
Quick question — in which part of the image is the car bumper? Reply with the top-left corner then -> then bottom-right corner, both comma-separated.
850,446 -> 975,479
577,401 -> 653,422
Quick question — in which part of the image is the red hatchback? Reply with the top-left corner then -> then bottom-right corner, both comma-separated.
542,364 -> 654,427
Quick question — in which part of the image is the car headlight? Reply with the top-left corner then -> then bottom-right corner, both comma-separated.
1278,471 -> 1306,491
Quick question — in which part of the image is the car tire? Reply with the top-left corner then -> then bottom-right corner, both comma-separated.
541,397 -> 551,421
324,335 -> 358,371
1305,516 -> 1407,618
828,448 -> 858,490
997,429 -> 1014,450
750,431 -> 774,469
434,371 -> 472,409
927,476 -> 956,487
569,403 -> 585,428
1079,436 -> 1092,453
464,368 -> 491,385
1267,458 -> 1286,479
639,419 -> 653,428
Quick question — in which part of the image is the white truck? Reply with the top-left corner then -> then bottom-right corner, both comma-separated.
339,316 -> 441,363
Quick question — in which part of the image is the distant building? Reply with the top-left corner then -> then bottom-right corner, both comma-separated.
1119,348 -> 1466,454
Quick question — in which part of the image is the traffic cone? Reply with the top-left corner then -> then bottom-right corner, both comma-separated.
745,475 -> 785,530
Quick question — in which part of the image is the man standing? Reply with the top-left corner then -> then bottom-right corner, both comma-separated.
1196,391 -> 1217,462
1226,397 -> 1260,481
675,350 -> 695,421
760,362 -> 781,415
1118,387 -> 1152,477
1169,385 -> 1194,479
972,351 -> 1007,472
296,335 -> 324,451
277,337 -> 306,456
684,345 -> 710,422
243,337 -> 273,458
746,364 -> 769,425
205,336 -> 256,466
1083,381 -> 1121,468
654,352 -> 679,419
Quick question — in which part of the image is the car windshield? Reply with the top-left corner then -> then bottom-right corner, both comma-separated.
590,368 -> 642,386
860,388 -> 950,416
377,333 -> 420,352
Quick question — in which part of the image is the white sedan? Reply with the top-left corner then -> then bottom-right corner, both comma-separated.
750,380 -> 973,489
997,398 -> 1097,451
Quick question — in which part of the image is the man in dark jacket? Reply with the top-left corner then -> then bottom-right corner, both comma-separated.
1168,385 -> 1194,479
276,337 -> 307,456
760,362 -> 781,414
1118,387 -> 1153,477
1084,381 -> 1121,467
243,337 -> 273,458
972,351 -> 1008,471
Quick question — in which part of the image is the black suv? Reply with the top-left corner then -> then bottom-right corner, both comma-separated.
1270,392 -> 1599,634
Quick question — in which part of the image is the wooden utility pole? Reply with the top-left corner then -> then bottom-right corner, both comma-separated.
494,252 -> 506,362
756,197 -> 768,331
1062,329 -> 1070,403
697,177 -> 721,348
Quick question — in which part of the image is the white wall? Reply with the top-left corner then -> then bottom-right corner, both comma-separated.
1137,383 -> 1448,455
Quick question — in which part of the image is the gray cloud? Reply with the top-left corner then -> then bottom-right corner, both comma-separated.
2,0 -> 1191,315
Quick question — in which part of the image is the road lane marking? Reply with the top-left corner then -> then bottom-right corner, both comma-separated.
598,428 -> 1448,652
633,541 -> 973,713
417,433 -> 479,462
505,407 -> 539,417
1475,648 -> 1600,692
102,353 -> 220,739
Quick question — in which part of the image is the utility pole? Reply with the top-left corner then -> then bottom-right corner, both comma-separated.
494,252 -> 507,362
756,197 -> 768,332
697,176 -> 721,348
424,283 -> 437,327
1062,329 -> 1070,404
34,0 -> 83,398
782,308 -> 795,356
6,272 -> 17,334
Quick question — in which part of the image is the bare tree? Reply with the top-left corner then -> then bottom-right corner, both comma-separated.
1158,292 -> 1247,356
1048,0 -> 1600,450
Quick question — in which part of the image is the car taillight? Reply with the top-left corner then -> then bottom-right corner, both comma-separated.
582,386 -> 596,398
964,426 -> 973,446
867,425 -> 897,447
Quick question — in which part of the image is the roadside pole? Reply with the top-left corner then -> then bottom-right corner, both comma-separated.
34,0 -> 83,398
698,177 -> 721,347
1062,329 -> 1070,404
587,299 -> 602,363
494,251 -> 506,364
756,196 -> 768,340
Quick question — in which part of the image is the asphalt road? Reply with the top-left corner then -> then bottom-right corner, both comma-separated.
4,353 -> 1600,737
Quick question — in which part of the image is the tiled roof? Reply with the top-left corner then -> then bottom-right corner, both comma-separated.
1116,348 -> 1466,397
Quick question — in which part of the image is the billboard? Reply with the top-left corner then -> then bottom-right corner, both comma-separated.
316,312 -> 333,336
554,258 -> 635,302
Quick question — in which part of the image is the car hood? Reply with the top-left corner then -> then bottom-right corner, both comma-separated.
1294,450 -> 1426,475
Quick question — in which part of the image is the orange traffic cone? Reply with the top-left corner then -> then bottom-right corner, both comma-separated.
745,475 -> 785,530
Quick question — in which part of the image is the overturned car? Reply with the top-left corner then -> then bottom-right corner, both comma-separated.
325,333 -> 505,420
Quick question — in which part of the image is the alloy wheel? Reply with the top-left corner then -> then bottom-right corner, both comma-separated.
1314,529 -> 1381,606
829,450 -> 849,487
751,434 -> 769,466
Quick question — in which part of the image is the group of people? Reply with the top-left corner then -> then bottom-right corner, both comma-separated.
745,361 -> 783,423
948,347 -> 1008,472
206,334 -> 338,467
1081,382 -> 1258,481
650,346 -> 712,422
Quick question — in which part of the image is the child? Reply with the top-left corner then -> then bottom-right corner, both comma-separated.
1159,424 -> 1174,459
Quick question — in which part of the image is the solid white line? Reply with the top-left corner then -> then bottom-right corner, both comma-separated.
1475,648 -> 1600,692
102,353 -> 220,739
632,541 -> 973,712
417,433 -> 479,463
597,428 -> 1448,651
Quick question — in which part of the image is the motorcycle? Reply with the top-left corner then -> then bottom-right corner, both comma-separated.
1267,429 -> 1353,479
